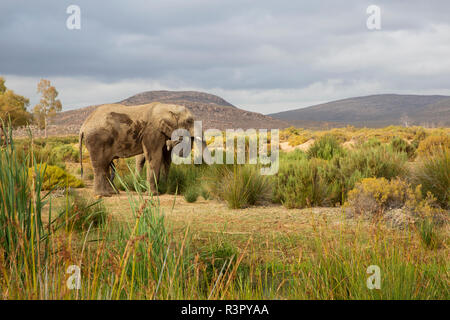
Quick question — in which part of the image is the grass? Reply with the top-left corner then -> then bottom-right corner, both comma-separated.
417,218 -> 444,250
413,149 -> 449,209
307,134 -> 344,160
54,190 -> 109,232
1,124 -> 449,300
273,158 -> 329,208
184,186 -> 199,203
205,165 -> 271,209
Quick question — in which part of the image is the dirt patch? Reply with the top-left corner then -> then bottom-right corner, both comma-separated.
280,139 -> 315,152
73,188 -> 345,238
343,138 -> 357,149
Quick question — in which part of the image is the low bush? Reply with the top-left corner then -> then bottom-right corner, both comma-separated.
360,138 -> 381,149
280,149 -> 307,162
273,158 -> 329,208
416,217 -> 444,250
200,240 -> 241,284
184,186 -> 199,203
167,164 -> 203,195
206,165 -> 271,209
30,164 -> 84,190
200,188 -> 210,200
324,145 -> 408,204
346,178 -> 416,216
389,136 -> 416,159
56,191 -> 108,231
412,150 -> 449,209
307,134 -> 344,160
14,138 -> 81,166
116,171 -> 148,192
416,134 -> 450,157
288,134 -> 309,147
49,144 -> 79,163
346,178 -> 446,229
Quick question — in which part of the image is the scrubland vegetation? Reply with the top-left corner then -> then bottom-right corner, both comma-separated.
1,124 -> 448,299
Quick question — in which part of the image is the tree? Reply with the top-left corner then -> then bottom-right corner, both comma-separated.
400,114 -> 411,127
0,76 -> 31,130
33,79 -> 62,138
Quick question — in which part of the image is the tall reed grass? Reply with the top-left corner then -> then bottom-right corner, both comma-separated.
0,124 -> 448,300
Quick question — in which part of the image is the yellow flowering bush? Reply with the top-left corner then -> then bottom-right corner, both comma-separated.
416,134 -> 450,157
346,177 -> 420,216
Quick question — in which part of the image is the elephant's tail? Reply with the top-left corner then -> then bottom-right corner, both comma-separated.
79,131 -> 84,179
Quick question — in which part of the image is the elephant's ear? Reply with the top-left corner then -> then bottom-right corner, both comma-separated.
159,111 -> 178,137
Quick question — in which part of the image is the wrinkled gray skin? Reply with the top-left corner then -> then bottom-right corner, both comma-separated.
79,102 -> 196,197
134,140 -> 179,183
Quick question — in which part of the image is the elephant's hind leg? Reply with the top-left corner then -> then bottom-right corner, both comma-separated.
85,129 -> 118,197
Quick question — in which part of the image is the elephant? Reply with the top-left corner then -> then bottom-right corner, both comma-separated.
79,102 -> 198,197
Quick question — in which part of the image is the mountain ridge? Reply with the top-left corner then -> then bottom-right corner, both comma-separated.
40,90 -> 288,137
269,94 -> 450,127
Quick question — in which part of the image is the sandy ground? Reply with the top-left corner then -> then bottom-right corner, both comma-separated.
57,188 -> 348,260
280,139 -> 316,152
76,188 -> 343,233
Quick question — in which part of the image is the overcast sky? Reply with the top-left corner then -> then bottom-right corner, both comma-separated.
1,1 -> 450,114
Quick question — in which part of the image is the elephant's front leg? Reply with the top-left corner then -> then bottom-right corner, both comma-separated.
92,161 -> 115,197
145,148 -> 162,195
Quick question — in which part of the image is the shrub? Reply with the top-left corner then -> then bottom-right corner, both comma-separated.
166,165 -> 201,194
116,171 -> 148,192
346,178 -> 415,216
49,144 -> 79,163
288,134 -> 309,147
14,139 -> 81,166
389,136 -> 416,159
206,165 -> 271,209
416,134 -> 450,157
273,158 -> 329,209
30,164 -> 84,190
360,138 -> 381,149
200,188 -> 210,200
412,150 -> 449,209
324,145 -> 408,204
416,217 -> 443,250
345,177 -> 446,227
56,191 -> 108,231
307,134 -> 344,160
184,186 -> 199,203
280,149 -> 307,162
200,240 -> 241,283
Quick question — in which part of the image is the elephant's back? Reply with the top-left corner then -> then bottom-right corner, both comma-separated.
83,104 -> 140,126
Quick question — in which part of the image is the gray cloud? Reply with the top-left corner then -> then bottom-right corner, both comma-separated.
1,0 -> 450,113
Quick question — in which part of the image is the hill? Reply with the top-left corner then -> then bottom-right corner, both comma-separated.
24,91 -> 289,137
269,94 -> 450,128
118,90 -> 288,130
